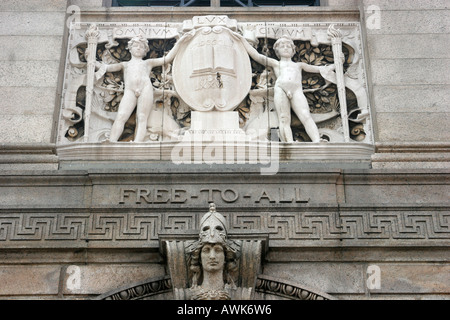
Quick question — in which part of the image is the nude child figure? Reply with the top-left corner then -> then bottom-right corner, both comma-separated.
237,35 -> 335,143
96,33 -> 191,142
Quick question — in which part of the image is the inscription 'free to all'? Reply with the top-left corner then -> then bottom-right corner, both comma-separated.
119,187 -> 309,205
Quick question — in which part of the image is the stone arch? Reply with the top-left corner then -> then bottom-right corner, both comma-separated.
94,276 -> 173,300
254,275 -> 336,300
94,274 -> 335,300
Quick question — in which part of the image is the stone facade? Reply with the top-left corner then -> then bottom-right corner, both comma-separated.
0,0 -> 448,300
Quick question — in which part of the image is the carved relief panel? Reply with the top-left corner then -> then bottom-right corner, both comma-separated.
57,16 -> 373,161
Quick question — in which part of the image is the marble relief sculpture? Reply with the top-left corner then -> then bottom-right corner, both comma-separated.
58,17 -> 373,149
93,33 -> 192,142
235,33 -> 336,143
96,203 -> 336,300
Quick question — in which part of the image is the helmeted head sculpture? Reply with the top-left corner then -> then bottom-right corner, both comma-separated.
199,203 -> 228,245
187,203 -> 239,300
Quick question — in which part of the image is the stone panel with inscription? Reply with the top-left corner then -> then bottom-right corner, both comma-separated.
56,16 -> 374,165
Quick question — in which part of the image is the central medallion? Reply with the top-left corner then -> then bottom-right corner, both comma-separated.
172,17 -> 252,112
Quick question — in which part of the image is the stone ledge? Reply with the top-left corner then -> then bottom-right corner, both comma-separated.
0,143 -> 58,170
56,142 -> 374,169
372,142 -> 450,169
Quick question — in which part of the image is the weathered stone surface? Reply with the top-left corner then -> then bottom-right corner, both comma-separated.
375,112 -> 450,142
262,263 -> 365,294
363,9 -> 450,35
343,170 -> 450,204
0,61 -> 60,87
362,0 -> 450,11
0,12 -> 65,36
372,85 -> 449,113
62,264 -> 166,295
0,36 -> 64,62
0,265 -> 60,295
323,0 -> 358,7
0,87 -> 57,116
367,34 -> 450,59
266,247 -> 450,263
0,0 -> 67,11
374,264 -> 450,294
0,115 -> 54,143
370,59 -> 450,86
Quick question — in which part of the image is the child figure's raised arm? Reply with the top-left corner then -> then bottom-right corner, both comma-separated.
149,31 -> 195,68
95,61 -> 123,81
231,31 -> 277,68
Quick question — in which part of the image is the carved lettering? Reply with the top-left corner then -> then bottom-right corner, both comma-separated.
200,188 -> 222,202
171,189 -> 187,204
119,188 -> 135,204
137,188 -> 151,204
279,188 -> 293,203
255,27 -> 311,40
194,15 -> 228,27
154,188 -> 170,203
113,27 -> 176,39
255,190 -> 276,203
195,75 -> 222,90
295,188 -> 309,203
118,187 -> 309,205
221,188 -> 238,203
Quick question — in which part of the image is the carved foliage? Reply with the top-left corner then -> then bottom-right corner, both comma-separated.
238,37 -> 362,142
71,38 -> 179,141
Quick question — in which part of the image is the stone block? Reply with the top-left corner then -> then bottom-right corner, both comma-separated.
262,263 -> 365,294
362,0 -> 450,11
375,112 -> 450,142
343,170 -> 450,204
372,85 -> 449,113
0,61 -> 60,88
323,0 -> 358,7
0,265 -> 60,295
0,115 -> 54,143
367,34 -> 450,60
372,161 -> 450,170
0,0 -> 67,11
71,0 -> 104,9
0,86 -> 57,116
62,264 -> 166,295
0,184 -> 87,206
364,9 -> 450,35
0,12 -> 65,36
0,36 -> 64,61
374,263 -> 450,294
370,59 -> 450,86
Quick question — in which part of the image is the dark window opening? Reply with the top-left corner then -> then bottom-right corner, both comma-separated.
111,0 -> 320,7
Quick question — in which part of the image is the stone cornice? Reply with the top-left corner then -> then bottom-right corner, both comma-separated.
77,7 -> 360,23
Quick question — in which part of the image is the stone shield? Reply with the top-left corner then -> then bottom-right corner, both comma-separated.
172,26 -> 252,112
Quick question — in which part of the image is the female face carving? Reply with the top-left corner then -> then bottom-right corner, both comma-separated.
200,243 -> 225,273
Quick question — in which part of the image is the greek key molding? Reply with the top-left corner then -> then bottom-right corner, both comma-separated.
0,208 -> 448,248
